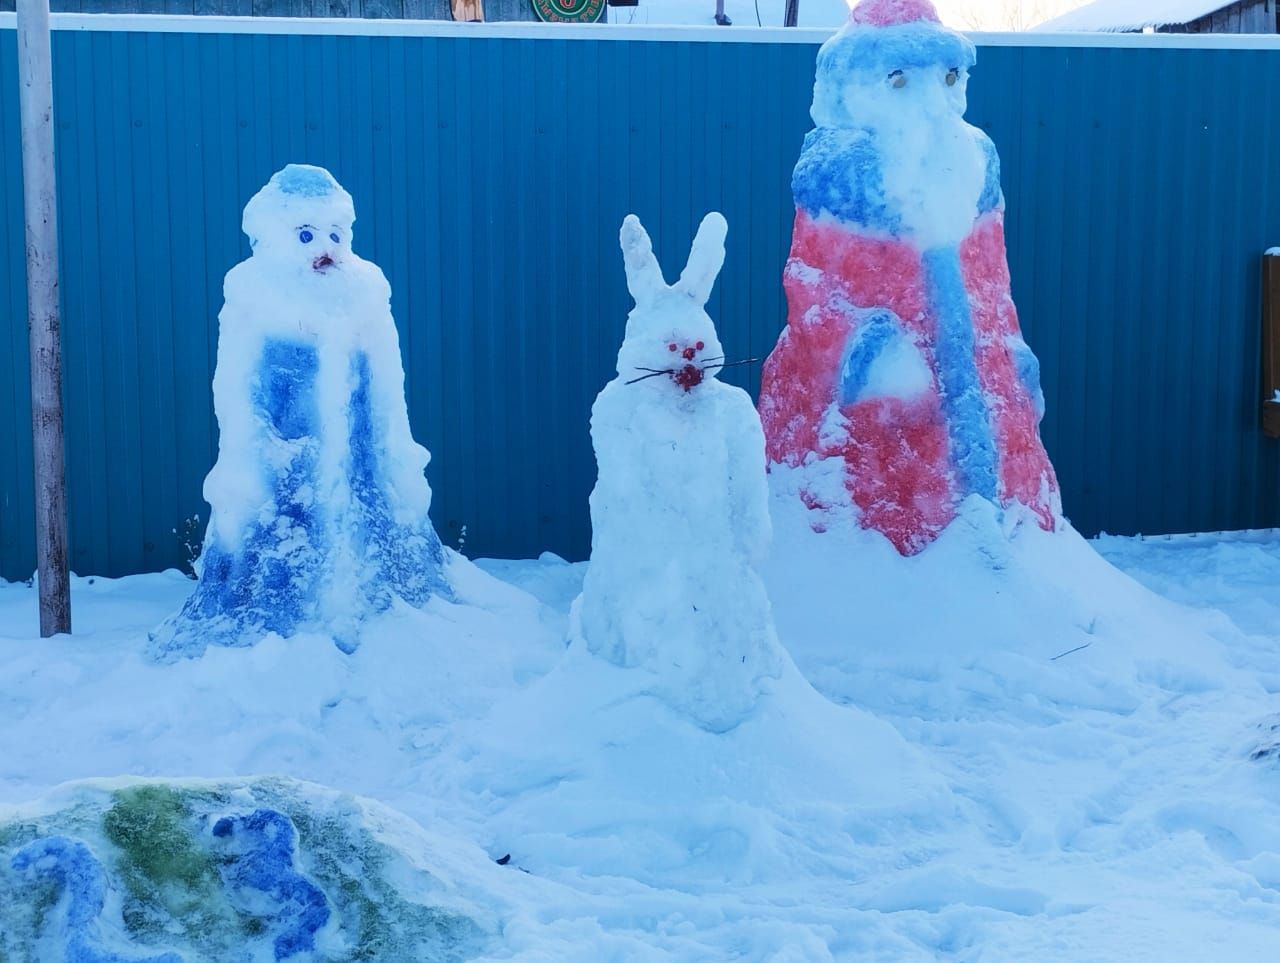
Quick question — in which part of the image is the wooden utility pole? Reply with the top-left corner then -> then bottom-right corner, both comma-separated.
17,0 -> 71,636
784,0 -> 799,26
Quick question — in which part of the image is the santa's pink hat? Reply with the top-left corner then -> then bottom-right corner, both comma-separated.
849,0 -> 941,27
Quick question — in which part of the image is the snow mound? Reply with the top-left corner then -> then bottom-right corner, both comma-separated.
766,468 -> 1242,713
0,776 -> 494,962
452,642 -> 951,890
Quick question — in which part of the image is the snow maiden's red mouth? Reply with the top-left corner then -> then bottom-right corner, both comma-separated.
312,254 -> 335,272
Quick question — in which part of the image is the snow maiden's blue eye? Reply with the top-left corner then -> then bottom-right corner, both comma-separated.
298,229 -> 314,244
330,233 -> 340,244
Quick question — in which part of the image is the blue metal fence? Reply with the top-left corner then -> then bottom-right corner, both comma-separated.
2,19 -> 1279,581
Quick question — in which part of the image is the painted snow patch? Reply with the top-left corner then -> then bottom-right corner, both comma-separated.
0,777 -> 491,962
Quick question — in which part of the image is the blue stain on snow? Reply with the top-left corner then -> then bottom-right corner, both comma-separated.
817,22 -> 976,81
1011,337 -> 1046,418
212,810 -> 329,961
793,128 -> 901,233
839,311 -> 901,405
794,127 -> 1001,230
978,135 -> 1003,215
274,164 -> 338,199
153,340 -> 453,659
155,340 -> 324,656
257,341 -> 323,443
347,352 -> 450,611
10,837 -> 183,963
923,247 -> 998,501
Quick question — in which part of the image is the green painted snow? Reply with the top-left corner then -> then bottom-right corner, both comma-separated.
102,784 -> 251,947
291,808 -> 485,961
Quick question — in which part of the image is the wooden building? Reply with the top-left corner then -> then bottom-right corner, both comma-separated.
1037,0 -> 1278,33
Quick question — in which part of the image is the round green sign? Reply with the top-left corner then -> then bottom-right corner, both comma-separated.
532,0 -> 605,22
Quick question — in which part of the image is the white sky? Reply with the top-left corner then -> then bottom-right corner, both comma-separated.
931,0 -> 1095,30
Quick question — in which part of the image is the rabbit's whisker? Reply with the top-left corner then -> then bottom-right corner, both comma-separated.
702,357 -> 761,372
625,370 -> 675,385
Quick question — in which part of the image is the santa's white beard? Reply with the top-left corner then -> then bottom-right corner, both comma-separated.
874,108 -> 987,250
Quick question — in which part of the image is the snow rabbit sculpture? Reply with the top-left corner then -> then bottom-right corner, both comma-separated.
575,213 -> 783,733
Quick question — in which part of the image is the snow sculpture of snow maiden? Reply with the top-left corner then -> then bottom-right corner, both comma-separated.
758,0 -> 1060,555
575,213 -> 783,732
152,165 -> 451,659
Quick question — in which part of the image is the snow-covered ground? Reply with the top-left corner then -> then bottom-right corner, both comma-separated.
2,521 -> 1279,959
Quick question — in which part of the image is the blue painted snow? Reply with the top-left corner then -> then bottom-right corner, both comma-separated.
978,134 -> 1003,215
153,340 -> 324,657
274,164 -> 338,199
1011,337 -> 1046,417
839,311 -> 901,405
923,247 -> 999,501
347,352 -> 450,611
257,341 -> 322,442
793,128 -> 901,232
152,340 -> 453,659
10,837 -> 183,963
818,22 -> 976,78
211,810 -> 329,961
794,126 -> 1001,231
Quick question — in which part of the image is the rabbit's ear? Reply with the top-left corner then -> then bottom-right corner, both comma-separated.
620,215 -> 666,306
675,212 -> 727,306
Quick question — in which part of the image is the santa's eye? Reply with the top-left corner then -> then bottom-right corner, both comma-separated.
298,229 -> 314,244
889,69 -> 906,89
329,232 -> 341,244
668,343 -> 678,352
695,341 -> 704,350
945,68 -> 959,86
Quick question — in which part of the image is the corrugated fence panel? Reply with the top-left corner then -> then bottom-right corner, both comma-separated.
0,27 -> 30,581
983,44 -> 1280,541
3,25 -> 1280,580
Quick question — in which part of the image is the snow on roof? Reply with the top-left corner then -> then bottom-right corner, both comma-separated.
606,0 -> 853,28
1033,0 -> 1234,32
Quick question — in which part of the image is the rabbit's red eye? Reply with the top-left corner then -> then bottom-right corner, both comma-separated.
668,343 -> 677,352
695,341 -> 704,351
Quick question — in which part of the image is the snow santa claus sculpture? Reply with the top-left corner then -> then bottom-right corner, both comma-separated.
758,0 -> 1061,555
575,213 -> 783,732
152,165 -> 451,658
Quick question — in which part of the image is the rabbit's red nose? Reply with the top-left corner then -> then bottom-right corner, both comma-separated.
682,346 -> 697,360
313,254 -> 335,272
